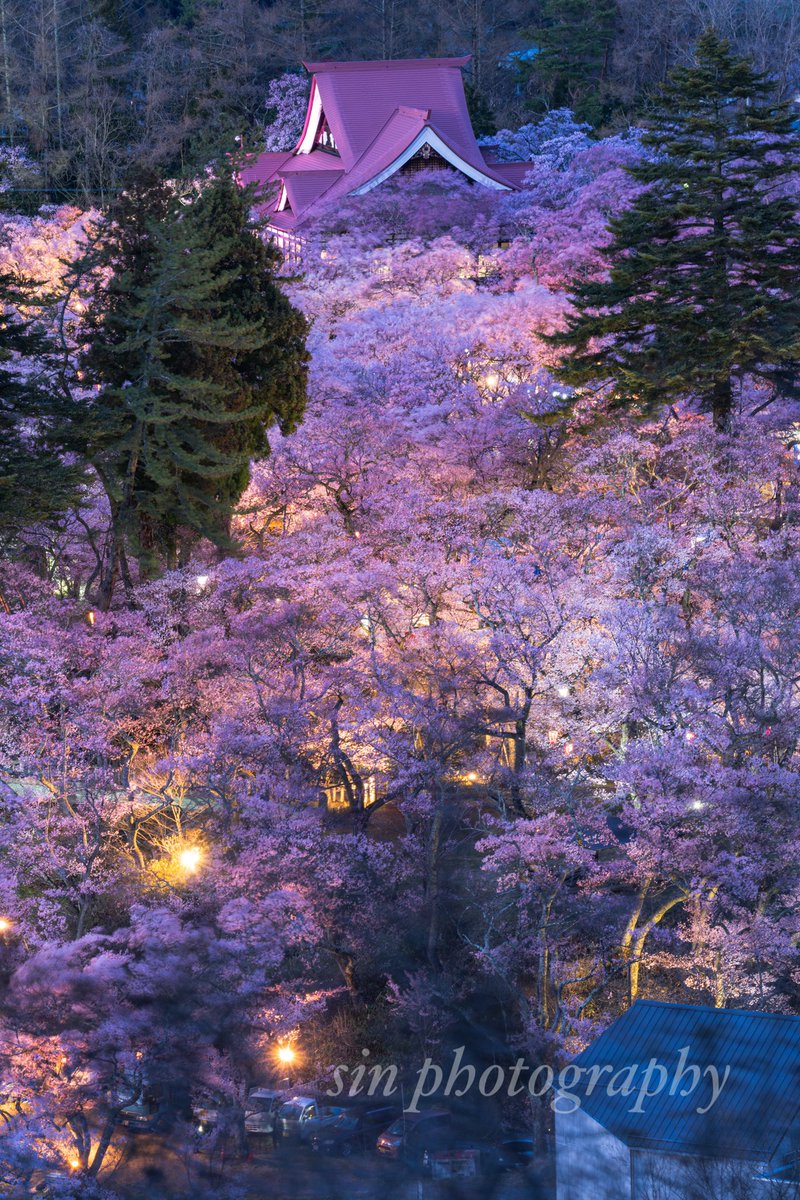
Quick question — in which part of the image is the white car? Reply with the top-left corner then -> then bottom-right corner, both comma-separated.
244,1088 -> 283,1136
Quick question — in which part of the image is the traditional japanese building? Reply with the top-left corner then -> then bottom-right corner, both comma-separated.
239,57 -> 532,252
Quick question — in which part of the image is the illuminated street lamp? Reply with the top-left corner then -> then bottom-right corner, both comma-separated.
276,1044 -> 296,1067
0,917 -> 11,935
177,846 -> 203,874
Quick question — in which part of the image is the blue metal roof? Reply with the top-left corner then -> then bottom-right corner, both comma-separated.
570,1001 -> 800,1161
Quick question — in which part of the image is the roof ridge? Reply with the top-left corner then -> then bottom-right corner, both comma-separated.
633,1000 -> 800,1023
302,57 -> 471,73
352,104 -> 425,169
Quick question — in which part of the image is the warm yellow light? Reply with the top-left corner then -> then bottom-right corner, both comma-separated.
69,1158 -> 80,1171
276,1045 -> 296,1065
0,917 -> 11,934
87,610 -> 96,627
483,372 -> 500,391
178,847 -> 203,873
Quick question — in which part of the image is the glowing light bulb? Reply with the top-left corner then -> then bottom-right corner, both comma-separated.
276,1045 -> 296,1065
0,917 -> 11,934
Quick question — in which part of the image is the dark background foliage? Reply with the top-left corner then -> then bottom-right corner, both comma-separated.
1,0 -> 798,203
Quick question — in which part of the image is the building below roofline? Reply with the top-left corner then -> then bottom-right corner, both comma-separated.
238,57 -> 533,249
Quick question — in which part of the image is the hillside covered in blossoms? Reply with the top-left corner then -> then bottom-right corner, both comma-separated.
2,21 -> 800,1200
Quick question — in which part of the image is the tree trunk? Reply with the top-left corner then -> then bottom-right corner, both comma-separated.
711,376 -> 732,431
425,802 -> 443,968
0,0 -> 13,142
628,893 -> 685,1001
51,0 -> 63,151
89,1116 -> 117,1176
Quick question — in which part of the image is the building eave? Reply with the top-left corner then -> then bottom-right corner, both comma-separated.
350,126 -> 513,195
296,78 -> 323,155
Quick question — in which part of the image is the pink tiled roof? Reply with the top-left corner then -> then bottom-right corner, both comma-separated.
302,57 -> 478,172
283,169 -> 343,214
281,150 -> 343,174
487,161 -> 536,187
239,150 -> 293,192
243,57 -> 535,234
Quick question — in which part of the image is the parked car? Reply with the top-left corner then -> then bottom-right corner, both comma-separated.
427,1134 -> 535,1180
275,1095 -> 350,1142
487,1134 -> 535,1172
25,1169 -> 77,1197
375,1109 -> 452,1167
310,1104 -> 401,1156
244,1087 -> 283,1138
192,1097 -> 221,1134
425,1144 -> 481,1181
119,1084 -> 189,1132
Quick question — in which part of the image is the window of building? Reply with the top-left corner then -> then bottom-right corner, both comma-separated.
315,119 -> 338,152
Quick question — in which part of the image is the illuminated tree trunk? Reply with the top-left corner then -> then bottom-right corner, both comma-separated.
627,893 -> 686,1002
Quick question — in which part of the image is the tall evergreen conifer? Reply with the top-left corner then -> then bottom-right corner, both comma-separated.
529,0 -> 617,124
66,171 -> 307,596
552,30 -> 800,430
0,271 -> 82,533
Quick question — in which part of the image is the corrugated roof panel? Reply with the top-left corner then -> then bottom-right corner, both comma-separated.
571,1001 -> 800,1161
283,170 -> 343,213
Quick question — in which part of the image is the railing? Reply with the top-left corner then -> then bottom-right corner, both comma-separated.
266,226 -> 305,274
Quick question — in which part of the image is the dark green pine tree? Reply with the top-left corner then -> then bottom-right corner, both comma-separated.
552,30 -> 800,431
464,82 -> 496,139
67,170 -> 307,597
0,271 -> 83,535
528,0 -> 617,125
